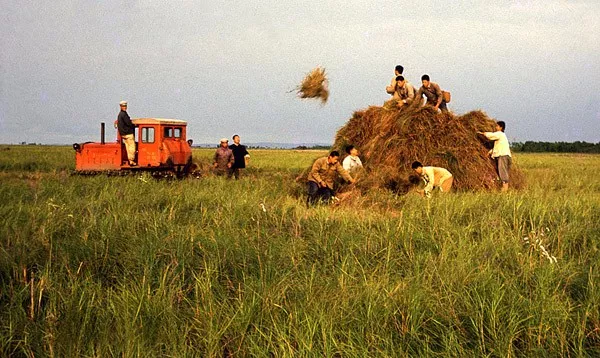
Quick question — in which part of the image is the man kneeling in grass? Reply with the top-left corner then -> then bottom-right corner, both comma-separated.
307,151 -> 355,205
411,161 -> 453,198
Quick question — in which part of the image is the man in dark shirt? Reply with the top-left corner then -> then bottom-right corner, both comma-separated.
229,134 -> 250,179
117,101 -> 136,166
416,74 -> 448,112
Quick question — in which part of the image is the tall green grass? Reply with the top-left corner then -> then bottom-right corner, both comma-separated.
0,147 -> 599,356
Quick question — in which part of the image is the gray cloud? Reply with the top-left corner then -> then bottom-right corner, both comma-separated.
1,0 -> 599,144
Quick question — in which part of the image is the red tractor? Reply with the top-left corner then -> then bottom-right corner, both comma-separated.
73,118 -> 194,177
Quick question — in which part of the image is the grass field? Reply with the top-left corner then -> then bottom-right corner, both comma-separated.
1,146 -> 599,356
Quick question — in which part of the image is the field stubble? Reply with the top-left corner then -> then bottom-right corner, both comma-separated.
0,147 -> 599,356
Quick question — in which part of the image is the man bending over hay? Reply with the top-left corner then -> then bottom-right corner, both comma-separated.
411,161 -> 453,198
307,151 -> 355,205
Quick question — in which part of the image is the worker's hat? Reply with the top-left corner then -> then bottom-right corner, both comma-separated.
119,101 -> 128,106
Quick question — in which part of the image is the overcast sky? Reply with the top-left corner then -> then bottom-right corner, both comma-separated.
1,0 -> 599,145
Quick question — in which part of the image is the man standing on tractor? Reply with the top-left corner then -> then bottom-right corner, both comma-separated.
117,101 -> 136,166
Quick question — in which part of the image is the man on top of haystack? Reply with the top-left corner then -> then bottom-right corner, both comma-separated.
307,151 -> 356,205
385,65 -> 416,109
391,76 -> 416,108
416,74 -> 448,112
386,65 -> 407,95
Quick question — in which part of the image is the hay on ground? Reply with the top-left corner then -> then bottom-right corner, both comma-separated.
297,67 -> 329,104
299,103 -> 525,197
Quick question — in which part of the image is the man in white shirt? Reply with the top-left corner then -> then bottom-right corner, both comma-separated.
411,161 -> 453,198
478,121 -> 511,192
342,145 -> 363,172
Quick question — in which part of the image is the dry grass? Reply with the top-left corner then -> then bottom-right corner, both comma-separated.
297,103 -> 526,199
297,67 -> 329,104
333,104 -> 526,194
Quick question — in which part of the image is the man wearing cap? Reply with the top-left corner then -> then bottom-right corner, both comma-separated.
213,138 -> 235,177
117,101 -> 136,166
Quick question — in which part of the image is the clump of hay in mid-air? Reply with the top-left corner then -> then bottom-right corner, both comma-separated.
297,67 -> 329,104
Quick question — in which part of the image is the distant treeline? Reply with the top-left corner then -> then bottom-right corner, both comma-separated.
512,141 -> 600,153
294,145 -> 331,150
296,142 -> 600,153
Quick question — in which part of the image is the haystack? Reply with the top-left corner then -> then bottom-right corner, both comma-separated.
297,67 -> 329,104
331,104 -> 525,194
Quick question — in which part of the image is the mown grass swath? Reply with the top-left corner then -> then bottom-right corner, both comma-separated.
0,146 -> 599,356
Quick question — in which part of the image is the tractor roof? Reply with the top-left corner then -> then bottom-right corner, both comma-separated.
132,118 -> 187,126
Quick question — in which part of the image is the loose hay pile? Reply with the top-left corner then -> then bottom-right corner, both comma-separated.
297,67 -> 329,104
331,104 -> 525,194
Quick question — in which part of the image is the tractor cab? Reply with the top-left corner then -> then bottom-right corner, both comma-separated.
74,118 -> 193,175
127,118 -> 192,170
